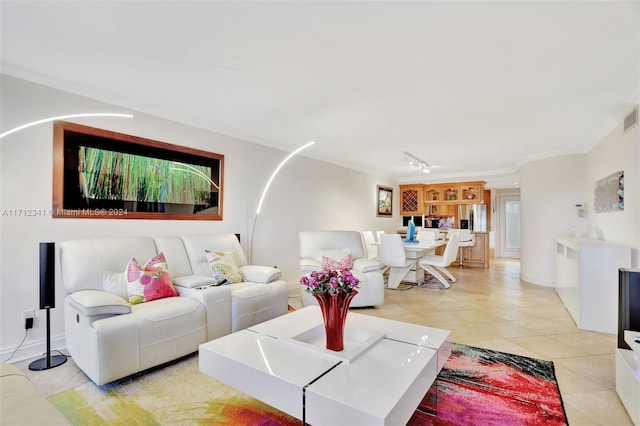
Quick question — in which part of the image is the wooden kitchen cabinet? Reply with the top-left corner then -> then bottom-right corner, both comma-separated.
425,187 -> 442,203
442,186 -> 460,203
461,183 -> 483,202
423,181 -> 486,212
430,203 -> 453,216
399,184 -> 425,215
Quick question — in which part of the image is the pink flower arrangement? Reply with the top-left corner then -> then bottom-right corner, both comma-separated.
300,269 -> 359,295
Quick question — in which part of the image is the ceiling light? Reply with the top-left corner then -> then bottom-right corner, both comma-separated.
404,151 -> 431,174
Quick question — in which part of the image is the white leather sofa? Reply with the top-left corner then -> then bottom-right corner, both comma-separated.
60,233 -> 288,385
0,362 -> 71,425
299,230 -> 385,307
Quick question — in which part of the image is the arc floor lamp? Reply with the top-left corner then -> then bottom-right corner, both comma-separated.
249,141 -> 315,264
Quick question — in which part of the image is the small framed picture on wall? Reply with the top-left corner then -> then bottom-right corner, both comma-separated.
377,185 -> 393,217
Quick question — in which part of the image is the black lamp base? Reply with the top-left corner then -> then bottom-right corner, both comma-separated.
28,354 -> 67,371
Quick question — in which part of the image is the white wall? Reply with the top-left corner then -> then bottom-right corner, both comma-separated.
585,120 -> 639,262
0,75 -> 399,360
520,114 -> 639,286
520,155 -> 588,286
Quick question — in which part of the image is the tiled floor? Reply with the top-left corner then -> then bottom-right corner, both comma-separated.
15,259 -> 633,425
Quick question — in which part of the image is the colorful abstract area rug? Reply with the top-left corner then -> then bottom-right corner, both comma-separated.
48,343 -> 567,426
408,344 -> 568,426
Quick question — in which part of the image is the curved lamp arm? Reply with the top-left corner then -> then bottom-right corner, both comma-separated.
0,113 -> 133,139
249,141 -> 315,264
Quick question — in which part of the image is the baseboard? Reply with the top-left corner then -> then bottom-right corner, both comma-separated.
1,334 -> 67,364
519,273 -> 556,287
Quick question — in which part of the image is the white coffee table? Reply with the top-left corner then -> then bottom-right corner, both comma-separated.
199,306 -> 451,425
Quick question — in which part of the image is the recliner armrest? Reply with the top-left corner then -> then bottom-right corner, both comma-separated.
239,265 -> 282,283
172,275 -> 218,289
352,258 -> 382,273
67,290 -> 131,317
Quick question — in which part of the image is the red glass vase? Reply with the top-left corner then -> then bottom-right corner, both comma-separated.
313,290 -> 358,351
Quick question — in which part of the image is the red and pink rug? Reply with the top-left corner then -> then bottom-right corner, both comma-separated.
409,343 -> 568,426
49,343 -> 567,425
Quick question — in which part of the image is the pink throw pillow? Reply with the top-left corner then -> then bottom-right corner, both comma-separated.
322,253 -> 353,271
125,252 -> 179,304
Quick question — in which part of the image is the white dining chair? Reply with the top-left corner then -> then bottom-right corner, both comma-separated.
447,229 -> 475,268
362,230 -> 379,260
417,229 -> 439,243
456,229 -> 475,268
379,234 -> 413,290
418,232 -> 460,290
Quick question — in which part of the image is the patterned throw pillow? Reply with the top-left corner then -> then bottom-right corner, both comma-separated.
205,250 -> 244,284
322,253 -> 354,271
125,252 -> 179,305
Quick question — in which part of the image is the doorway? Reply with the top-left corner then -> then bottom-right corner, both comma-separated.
498,194 -> 520,258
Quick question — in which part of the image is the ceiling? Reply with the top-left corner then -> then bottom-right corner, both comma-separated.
1,1 -> 638,188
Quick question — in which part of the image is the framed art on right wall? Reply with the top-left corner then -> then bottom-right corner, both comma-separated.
594,170 -> 624,213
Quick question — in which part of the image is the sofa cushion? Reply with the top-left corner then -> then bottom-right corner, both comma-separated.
102,271 -> 128,299
125,252 -> 179,304
205,250 -> 243,283
90,296 -> 207,380
181,234 -> 248,277
60,237 -> 158,294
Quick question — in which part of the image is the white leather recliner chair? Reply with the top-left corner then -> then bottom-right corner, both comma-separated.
299,231 -> 385,307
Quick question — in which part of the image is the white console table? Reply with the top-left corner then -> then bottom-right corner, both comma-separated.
616,330 -> 640,425
555,237 -> 631,334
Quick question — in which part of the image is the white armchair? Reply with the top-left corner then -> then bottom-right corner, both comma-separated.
299,231 -> 385,307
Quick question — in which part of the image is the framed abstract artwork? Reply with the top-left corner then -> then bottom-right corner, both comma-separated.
377,185 -> 393,217
52,121 -> 224,220
594,170 -> 624,213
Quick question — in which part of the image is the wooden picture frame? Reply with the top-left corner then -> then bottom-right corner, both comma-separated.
52,121 -> 224,220
377,185 -> 393,217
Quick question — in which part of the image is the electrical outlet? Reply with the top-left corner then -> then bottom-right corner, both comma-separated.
22,310 -> 34,329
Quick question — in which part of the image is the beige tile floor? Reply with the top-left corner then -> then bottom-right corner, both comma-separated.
15,259 -> 633,425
